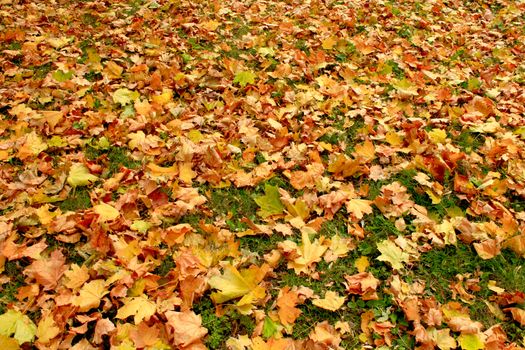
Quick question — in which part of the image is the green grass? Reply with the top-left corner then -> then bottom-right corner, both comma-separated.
194,298 -> 256,349
0,261 -> 26,314
59,187 -> 92,212
153,254 -> 175,277
415,244 -> 525,303
85,145 -> 141,177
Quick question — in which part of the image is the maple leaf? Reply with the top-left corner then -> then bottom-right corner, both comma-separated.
74,279 -> 109,312
112,88 -> 140,105
354,256 -> 370,273
458,333 -> 484,350
165,311 -> 207,347
0,310 -> 37,345
429,328 -> 457,350
262,317 -> 280,339
93,202 -> 120,222
17,131 -> 48,160
324,234 -> 353,263
67,163 -> 98,187
312,291 -> 345,311
502,234 -> 525,257
505,307 -> 525,326
0,335 -> 19,350
392,78 -> 419,96
376,239 -> 410,270
344,272 -> 380,300
36,312 -> 60,344
346,199 -> 373,220
209,264 -> 269,305
282,229 -> 328,274
254,184 -> 285,218
116,296 -> 156,324
52,69 -> 73,82
93,319 -> 115,345
24,250 -> 67,290
63,264 -> 90,289
276,287 -> 302,326
233,71 -> 256,87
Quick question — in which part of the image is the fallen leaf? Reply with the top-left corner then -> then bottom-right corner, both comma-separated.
165,311 -> 207,347
24,250 -> 67,290
67,163 -> 98,187
254,184 -> 284,218
233,71 -> 256,87
376,239 -> 410,270
116,295 -> 156,324
0,310 -> 37,345
312,291 -> 345,311
93,202 -> 120,222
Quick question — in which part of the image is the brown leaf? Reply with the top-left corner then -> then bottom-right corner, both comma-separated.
24,250 -> 67,290
165,311 -> 207,347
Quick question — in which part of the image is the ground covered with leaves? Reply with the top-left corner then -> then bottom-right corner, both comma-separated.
0,0 -> 524,349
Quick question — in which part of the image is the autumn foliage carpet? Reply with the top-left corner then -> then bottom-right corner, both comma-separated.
0,0 -> 525,349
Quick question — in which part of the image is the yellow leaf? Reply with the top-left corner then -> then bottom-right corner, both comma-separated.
63,264 -> 90,290
112,88 -> 139,106
425,189 -> 442,204
392,78 -> 419,96
200,20 -> 220,31
428,129 -> 447,144
346,199 -> 373,220
0,334 -> 19,350
312,291 -> 345,311
36,313 -> 60,344
322,36 -> 337,50
288,229 -> 328,274
324,235 -> 353,262
93,203 -> 120,222
483,301 -> 505,320
354,140 -> 375,161
116,296 -> 156,324
179,162 -> 196,184
429,328 -> 457,350
18,132 -> 48,160
74,279 -> 108,312
385,131 -> 403,146
67,163 -> 98,187
458,333 -> 484,350
36,204 -> 61,225
146,163 -> 178,180
188,129 -> 204,143
376,239 -> 409,270
355,256 -> 370,273
104,61 -> 123,79
151,89 -> 173,105
0,310 -> 36,345
209,264 -> 269,305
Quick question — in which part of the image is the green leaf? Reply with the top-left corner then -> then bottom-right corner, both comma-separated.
112,88 -> 140,106
47,136 -> 67,148
0,310 -> 37,345
376,239 -> 410,270
67,163 -> 99,187
121,104 -> 136,118
233,71 -> 256,87
130,220 -> 151,233
52,70 -> 73,82
254,184 -> 284,218
458,333 -> 484,350
467,77 -> 482,91
262,317 -> 279,339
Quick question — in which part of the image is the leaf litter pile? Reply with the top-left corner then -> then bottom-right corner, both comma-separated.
1,0 -> 525,349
